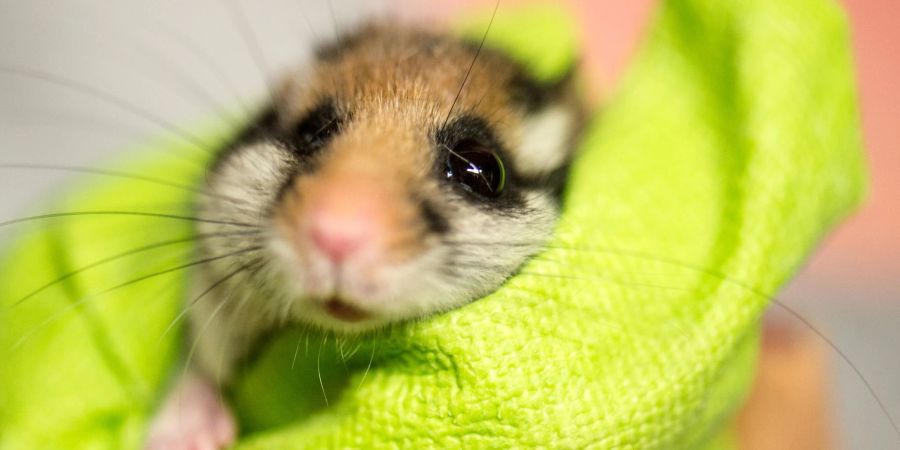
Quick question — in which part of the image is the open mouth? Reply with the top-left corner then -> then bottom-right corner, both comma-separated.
324,298 -> 371,322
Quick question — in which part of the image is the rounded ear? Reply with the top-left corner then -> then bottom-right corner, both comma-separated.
513,68 -> 588,177
456,6 -> 589,179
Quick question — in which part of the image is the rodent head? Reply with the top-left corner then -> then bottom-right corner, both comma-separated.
198,23 -> 585,334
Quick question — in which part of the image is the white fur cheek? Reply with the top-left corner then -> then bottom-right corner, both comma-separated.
373,191 -> 560,322
265,235 -> 307,294
514,106 -> 576,175
358,248 -> 458,317
191,143 -> 300,315
195,142 -> 295,267
210,143 -> 295,209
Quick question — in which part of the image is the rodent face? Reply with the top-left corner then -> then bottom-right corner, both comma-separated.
198,24 -> 584,334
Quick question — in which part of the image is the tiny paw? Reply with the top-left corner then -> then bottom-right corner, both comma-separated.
146,373 -> 236,450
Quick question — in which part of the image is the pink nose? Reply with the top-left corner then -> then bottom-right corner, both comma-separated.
309,212 -> 372,262
306,179 -> 384,263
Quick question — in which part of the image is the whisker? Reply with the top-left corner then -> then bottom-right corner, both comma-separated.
182,269 -> 253,390
517,271 -> 695,293
10,245 -> 263,351
443,239 -> 542,249
131,39 -> 236,124
318,334 -> 329,406
216,256 -> 271,384
294,0 -> 321,43
0,64 -> 217,156
357,340 -> 376,391
440,143 -> 493,188
441,0 -> 501,127
343,341 -> 362,360
151,20 -> 254,117
772,300 -> 900,439
325,0 -> 342,43
2,106 -> 147,142
0,211 -> 258,230
291,331 -> 304,371
8,230 -> 260,310
218,0 -> 277,105
16,2 -> 241,127
88,247 -> 264,302
162,259 -> 261,342
336,336 -> 347,362
73,14 -> 236,127
0,163 -> 245,204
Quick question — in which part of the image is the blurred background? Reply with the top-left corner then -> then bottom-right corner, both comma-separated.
0,0 -> 896,447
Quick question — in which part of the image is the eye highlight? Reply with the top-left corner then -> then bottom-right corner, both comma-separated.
445,139 -> 506,198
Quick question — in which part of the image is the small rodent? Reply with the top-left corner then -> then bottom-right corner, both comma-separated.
146,22 -> 586,449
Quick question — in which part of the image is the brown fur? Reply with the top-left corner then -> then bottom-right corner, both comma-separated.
278,25 -> 558,177
276,119 -> 432,263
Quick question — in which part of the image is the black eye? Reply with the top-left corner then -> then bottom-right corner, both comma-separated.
445,139 -> 506,198
291,100 -> 342,155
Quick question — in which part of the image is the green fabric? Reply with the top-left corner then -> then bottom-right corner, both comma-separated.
0,0 -> 864,448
